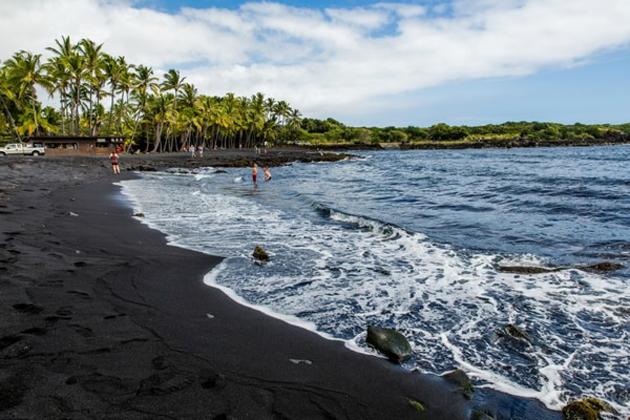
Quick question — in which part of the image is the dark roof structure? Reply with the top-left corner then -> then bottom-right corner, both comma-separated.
27,136 -> 124,143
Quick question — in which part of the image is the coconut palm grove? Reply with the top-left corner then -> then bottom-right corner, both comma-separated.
1,36 -> 629,151
0,36 -> 302,151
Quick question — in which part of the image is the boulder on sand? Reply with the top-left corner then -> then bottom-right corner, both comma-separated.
561,397 -> 615,420
366,326 -> 412,363
252,246 -> 269,262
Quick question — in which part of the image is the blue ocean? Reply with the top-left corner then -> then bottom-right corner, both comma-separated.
121,146 -> 630,415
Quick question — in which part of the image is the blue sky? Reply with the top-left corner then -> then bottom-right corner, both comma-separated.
3,0 -> 630,126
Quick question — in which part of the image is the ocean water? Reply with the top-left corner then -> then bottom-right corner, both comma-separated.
120,146 -> 630,416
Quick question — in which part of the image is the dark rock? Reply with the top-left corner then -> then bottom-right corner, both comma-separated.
442,369 -> 474,399
498,323 -> 531,343
252,245 -> 269,262
497,265 -> 561,274
366,326 -> 412,363
562,397 -> 615,420
498,261 -> 624,275
65,376 -> 78,385
134,212 -> 145,218
577,262 -> 624,273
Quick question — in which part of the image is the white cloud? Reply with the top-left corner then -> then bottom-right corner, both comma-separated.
1,0 -> 629,119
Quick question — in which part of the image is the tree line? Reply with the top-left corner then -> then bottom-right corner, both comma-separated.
0,36 -> 302,151
298,118 -> 630,146
2,36 -> 628,150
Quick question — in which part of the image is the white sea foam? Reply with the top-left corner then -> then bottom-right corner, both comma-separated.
118,172 -> 630,416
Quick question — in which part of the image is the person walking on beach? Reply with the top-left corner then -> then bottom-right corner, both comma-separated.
197,145 -> 204,158
263,166 -> 272,182
252,162 -> 258,185
109,150 -> 120,175
188,144 -> 196,158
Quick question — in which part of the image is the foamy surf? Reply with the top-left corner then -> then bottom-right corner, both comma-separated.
119,149 -> 630,416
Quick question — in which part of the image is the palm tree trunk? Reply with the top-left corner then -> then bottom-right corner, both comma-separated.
0,95 -> 22,142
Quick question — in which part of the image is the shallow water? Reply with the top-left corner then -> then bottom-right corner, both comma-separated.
120,146 -> 630,415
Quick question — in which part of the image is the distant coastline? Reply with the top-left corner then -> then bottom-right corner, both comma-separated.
298,133 -> 630,151
296,118 -> 630,151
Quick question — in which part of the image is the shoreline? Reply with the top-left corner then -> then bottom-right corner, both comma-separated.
300,136 -> 630,151
1,152 -> 561,419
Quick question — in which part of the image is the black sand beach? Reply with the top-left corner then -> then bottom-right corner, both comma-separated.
1,151 -> 560,419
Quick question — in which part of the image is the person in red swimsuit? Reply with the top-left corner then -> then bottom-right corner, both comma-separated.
109,151 -> 120,175
252,162 -> 258,184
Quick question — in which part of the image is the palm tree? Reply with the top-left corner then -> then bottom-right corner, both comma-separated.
162,69 -> 185,95
0,65 -> 22,141
4,51 -> 50,136
102,54 -> 121,134
78,39 -> 104,135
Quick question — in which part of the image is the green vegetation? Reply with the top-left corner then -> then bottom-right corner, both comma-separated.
296,118 -> 630,147
2,36 -> 628,150
0,37 -> 301,150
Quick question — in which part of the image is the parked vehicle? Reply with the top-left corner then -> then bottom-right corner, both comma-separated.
0,143 -> 45,156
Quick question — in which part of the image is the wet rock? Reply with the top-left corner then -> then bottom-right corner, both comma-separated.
577,262 -> 624,273
252,245 -> 269,262
498,261 -> 624,275
442,369 -> 474,399
498,323 -> 531,343
562,397 -> 615,420
366,326 -> 412,363
497,265 -> 561,274
134,212 -> 145,218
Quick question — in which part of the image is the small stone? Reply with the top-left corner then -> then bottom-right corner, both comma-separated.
134,212 -> 145,218
499,323 -> 531,343
252,246 -> 269,262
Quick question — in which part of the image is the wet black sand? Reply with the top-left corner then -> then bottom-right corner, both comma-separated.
0,151 -> 561,419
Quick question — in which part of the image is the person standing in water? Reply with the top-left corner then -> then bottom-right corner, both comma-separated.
263,166 -> 272,182
109,150 -> 120,175
252,162 -> 258,185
